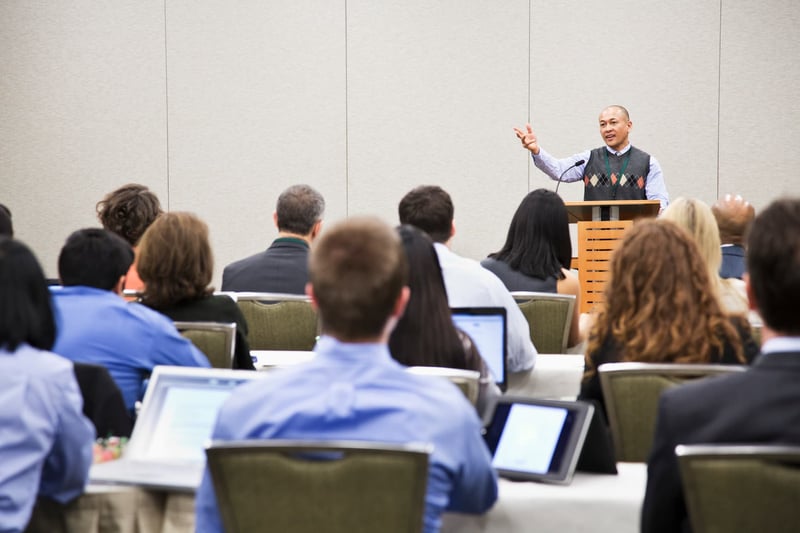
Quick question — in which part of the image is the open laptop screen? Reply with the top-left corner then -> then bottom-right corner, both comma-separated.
451,307 -> 507,391
128,367 -> 262,462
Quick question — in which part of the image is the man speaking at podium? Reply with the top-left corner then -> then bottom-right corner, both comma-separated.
515,105 -> 669,210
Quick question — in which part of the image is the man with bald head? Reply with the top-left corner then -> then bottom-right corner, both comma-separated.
514,105 -> 669,210
712,193 -> 756,280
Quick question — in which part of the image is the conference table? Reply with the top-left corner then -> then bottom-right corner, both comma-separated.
29,463 -> 646,533
254,351 -> 587,401
28,353 -> 599,532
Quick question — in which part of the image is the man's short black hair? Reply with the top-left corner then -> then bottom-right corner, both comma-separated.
398,185 -> 454,243
58,228 -> 135,291
0,203 -> 13,238
746,198 -> 800,335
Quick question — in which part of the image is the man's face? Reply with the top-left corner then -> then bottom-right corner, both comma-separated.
598,108 -> 631,152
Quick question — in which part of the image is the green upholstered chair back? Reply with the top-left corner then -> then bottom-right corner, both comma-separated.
406,366 -> 481,406
511,292 -> 575,354
234,293 -> 318,351
677,444 -> 800,533
174,321 -> 236,369
598,362 -> 747,462
205,440 -> 431,533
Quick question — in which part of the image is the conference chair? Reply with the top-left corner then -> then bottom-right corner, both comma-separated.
73,362 -> 133,438
234,292 -> 318,351
676,444 -> 800,533
174,321 -> 237,369
598,362 -> 746,462
406,366 -> 481,407
511,291 -> 575,353
205,439 -> 431,533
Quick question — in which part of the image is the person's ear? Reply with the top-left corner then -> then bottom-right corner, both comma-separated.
272,211 -> 279,230
113,275 -> 126,296
310,220 -> 323,240
744,273 -> 758,312
305,282 -> 318,311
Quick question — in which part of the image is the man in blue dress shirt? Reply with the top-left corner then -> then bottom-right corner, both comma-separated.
515,105 -> 669,210
50,228 -> 210,413
196,216 -> 498,533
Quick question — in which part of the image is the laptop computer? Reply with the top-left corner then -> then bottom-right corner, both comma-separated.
482,396 -> 594,484
89,366 -> 266,492
451,307 -> 507,392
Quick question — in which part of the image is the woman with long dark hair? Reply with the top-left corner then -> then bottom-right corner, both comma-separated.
0,237 -> 94,530
482,189 -> 583,347
389,225 -> 499,417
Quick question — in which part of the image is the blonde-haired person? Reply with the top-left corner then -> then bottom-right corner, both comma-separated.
660,197 -> 749,315
579,219 -> 758,421
137,212 -> 254,370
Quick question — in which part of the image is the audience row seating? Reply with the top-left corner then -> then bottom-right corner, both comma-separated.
597,362 -> 747,462
511,291 -> 575,354
205,439 -> 431,533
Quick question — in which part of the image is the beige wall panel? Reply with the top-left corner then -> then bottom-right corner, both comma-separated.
165,1 -> 347,287
527,0 -> 721,206
0,2 -> 168,277
346,0 -> 531,260
718,0 -> 800,210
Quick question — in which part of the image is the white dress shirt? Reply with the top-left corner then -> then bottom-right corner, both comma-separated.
434,243 -> 536,372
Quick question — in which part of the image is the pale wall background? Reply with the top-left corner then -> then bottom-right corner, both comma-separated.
2,0 -> 799,285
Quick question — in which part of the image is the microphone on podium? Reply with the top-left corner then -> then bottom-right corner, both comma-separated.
555,159 -> 585,195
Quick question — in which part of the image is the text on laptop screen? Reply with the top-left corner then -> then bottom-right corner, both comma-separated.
139,375 -> 249,462
451,311 -> 506,385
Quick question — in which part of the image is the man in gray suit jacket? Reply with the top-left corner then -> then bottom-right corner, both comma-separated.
221,185 -> 324,294
641,197 -> 800,533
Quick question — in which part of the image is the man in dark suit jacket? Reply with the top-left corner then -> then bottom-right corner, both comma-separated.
641,197 -> 800,533
221,185 -> 324,294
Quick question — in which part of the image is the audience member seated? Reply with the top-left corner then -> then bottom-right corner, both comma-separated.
221,184 -> 324,294
661,197 -> 749,315
0,237 -> 94,532
398,185 -> 537,373
390,224 -> 500,419
73,362 -> 133,438
137,212 -> 254,370
711,193 -> 755,280
50,228 -> 210,413
0,203 -> 13,237
641,198 -> 800,533
96,183 -> 163,294
195,216 -> 498,533
580,219 -> 758,422
481,188 -> 585,347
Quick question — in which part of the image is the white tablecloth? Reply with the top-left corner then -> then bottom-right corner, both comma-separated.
506,353 -> 585,400
441,462 -> 647,533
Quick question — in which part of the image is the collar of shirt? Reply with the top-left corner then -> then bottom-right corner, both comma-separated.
314,335 -> 396,365
761,336 -> 800,354
605,143 -> 632,157
273,237 -> 309,248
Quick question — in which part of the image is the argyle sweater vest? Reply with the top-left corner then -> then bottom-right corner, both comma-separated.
582,146 -> 650,201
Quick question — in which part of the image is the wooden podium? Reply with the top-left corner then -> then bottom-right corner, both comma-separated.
566,200 -> 661,313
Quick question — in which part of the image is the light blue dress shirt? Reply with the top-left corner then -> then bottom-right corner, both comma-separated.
50,286 -> 210,411
0,344 -> 94,532
532,144 -> 670,209
195,335 -> 498,533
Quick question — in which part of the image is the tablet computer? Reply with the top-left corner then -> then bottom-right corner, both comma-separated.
482,396 -> 594,484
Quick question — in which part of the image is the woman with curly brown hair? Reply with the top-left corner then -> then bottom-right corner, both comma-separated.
579,218 -> 758,420
137,211 -> 254,370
